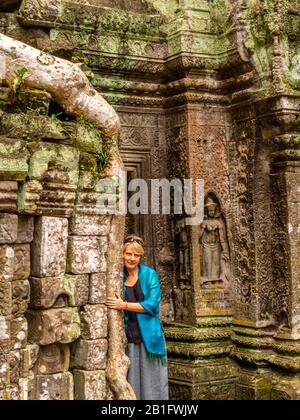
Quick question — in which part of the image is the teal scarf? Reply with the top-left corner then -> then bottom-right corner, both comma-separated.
124,264 -> 167,366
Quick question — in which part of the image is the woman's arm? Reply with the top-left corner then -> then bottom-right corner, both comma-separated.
105,297 -> 147,313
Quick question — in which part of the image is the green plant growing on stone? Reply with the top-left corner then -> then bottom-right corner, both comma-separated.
7,67 -> 29,104
77,115 -> 112,177
96,136 -> 112,176
27,106 -> 48,116
12,67 -> 29,94
51,112 -> 69,135
51,111 -> 63,123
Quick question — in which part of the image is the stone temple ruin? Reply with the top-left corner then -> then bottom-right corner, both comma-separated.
0,0 -> 300,400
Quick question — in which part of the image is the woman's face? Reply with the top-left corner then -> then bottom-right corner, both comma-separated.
123,244 -> 141,271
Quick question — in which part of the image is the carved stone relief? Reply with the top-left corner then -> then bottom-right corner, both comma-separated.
199,195 -> 230,288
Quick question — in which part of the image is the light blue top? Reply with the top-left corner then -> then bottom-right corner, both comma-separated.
124,263 -> 167,359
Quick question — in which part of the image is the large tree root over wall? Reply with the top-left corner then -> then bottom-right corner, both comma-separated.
0,33 -> 135,400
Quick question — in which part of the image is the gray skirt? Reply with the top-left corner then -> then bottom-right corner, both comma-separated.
126,342 -> 169,400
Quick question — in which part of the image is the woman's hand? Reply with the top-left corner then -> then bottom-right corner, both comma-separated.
105,297 -> 125,311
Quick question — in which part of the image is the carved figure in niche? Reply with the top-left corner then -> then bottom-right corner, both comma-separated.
173,287 -> 191,323
175,218 -> 191,285
199,196 -> 230,286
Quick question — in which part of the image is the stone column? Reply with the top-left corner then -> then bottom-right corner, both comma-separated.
69,188 -> 111,400
231,96 -> 300,400
165,99 -> 236,400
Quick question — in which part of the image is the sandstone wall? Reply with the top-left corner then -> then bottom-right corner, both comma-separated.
0,84 -> 121,399
1,0 -> 300,400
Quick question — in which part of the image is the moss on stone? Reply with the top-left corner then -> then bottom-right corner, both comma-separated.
0,114 -> 67,141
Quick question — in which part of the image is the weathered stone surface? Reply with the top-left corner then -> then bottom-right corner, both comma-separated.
10,317 -> 28,350
0,389 -> 11,400
29,276 -> 70,309
13,244 -> 30,280
0,280 -> 12,317
28,142 -> 79,185
12,280 -> 30,317
80,305 -> 107,340
33,372 -> 73,400
71,339 -> 107,371
10,378 -> 29,401
0,114 -> 67,141
70,214 -> 111,236
89,273 -> 106,304
0,152 -> 29,181
18,180 -> 43,215
3,0 -> 300,402
31,217 -> 68,277
0,359 -> 9,390
67,236 -> 107,274
10,349 -> 21,384
64,274 -> 89,307
27,308 -> 80,346
0,337 -> 10,390
0,316 -> 10,342
29,274 -> 89,309
0,213 -> 18,243
20,344 -> 39,377
16,216 -> 34,244
73,370 -> 106,401
37,183 -> 77,218
0,245 -> 14,281
36,344 -> 70,375
0,181 -> 18,211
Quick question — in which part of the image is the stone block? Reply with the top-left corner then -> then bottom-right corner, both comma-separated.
13,244 -> 30,280
10,378 -> 28,401
18,180 -> 43,215
80,305 -> 107,340
36,344 -> 70,375
67,236 -> 107,274
29,276 -> 70,309
0,339 -> 10,389
31,217 -> 68,277
0,153 -> 28,181
0,181 -> 18,211
10,385 -> 20,401
71,339 -> 107,370
29,274 -> 89,309
73,370 -> 106,401
16,216 -> 34,244
10,317 -> 28,351
27,307 -> 80,346
64,274 -> 89,307
37,183 -> 76,218
0,114 -> 66,141
0,245 -> 14,281
0,359 -> 9,390
0,279 -> 12,317
71,123 -> 104,154
0,213 -> 18,243
0,316 -> 10,342
33,372 -> 73,400
70,214 -> 111,236
12,280 -> 30,317
9,350 -> 21,384
89,273 -> 107,304
20,344 -> 39,378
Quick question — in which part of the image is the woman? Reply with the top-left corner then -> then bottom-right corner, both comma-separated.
105,235 -> 169,400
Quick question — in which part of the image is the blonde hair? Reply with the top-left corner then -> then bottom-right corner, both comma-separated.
123,235 -> 145,256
